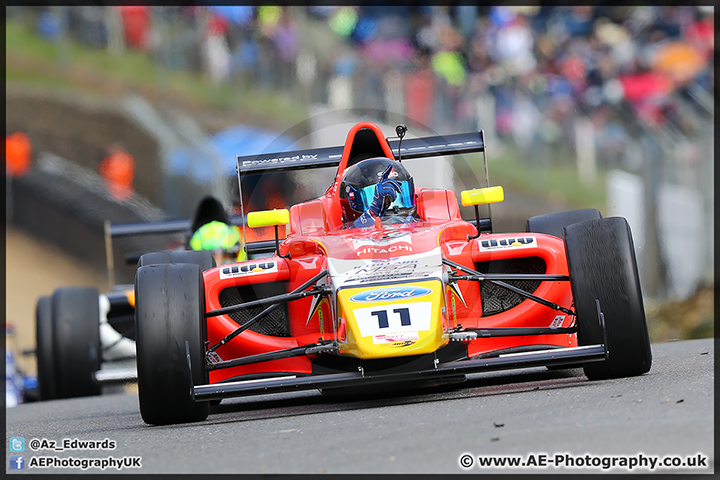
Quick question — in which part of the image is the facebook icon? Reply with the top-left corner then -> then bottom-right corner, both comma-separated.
9,455 -> 25,470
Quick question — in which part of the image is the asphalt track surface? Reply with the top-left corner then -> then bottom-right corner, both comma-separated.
6,337 -> 714,474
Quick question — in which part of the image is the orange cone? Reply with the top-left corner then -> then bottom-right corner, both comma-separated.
6,132 -> 32,177
100,146 -> 135,201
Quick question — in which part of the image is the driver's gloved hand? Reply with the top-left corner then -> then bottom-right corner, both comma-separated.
369,165 -> 401,216
353,164 -> 401,228
353,209 -> 376,228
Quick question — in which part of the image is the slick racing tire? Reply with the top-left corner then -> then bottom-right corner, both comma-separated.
524,207 -> 599,373
51,287 -> 103,398
526,209 -> 602,238
35,296 -> 58,400
135,263 -> 209,425
138,250 -> 216,272
564,217 -> 652,380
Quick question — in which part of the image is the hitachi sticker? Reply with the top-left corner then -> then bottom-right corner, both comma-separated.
478,236 -> 535,251
356,244 -> 413,255
220,262 -> 277,278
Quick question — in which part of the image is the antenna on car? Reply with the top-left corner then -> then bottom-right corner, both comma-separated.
395,124 -> 407,161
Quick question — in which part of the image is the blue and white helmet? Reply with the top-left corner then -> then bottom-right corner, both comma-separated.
339,157 -> 415,222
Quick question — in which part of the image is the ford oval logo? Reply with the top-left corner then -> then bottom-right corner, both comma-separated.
349,286 -> 432,303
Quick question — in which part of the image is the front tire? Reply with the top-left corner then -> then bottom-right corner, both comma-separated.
135,263 -> 209,425
50,288 -> 103,398
564,217 -> 652,380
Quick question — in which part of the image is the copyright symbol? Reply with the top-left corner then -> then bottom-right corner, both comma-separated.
29,439 -> 41,451
460,454 -> 474,468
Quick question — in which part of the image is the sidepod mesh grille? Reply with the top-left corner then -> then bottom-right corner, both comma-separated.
218,283 -> 291,337
477,257 -> 546,316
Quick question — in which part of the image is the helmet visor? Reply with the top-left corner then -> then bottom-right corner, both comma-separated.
359,180 -> 414,211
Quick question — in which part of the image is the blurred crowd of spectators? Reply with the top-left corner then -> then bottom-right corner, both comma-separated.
308,5 -> 713,169
13,5 -> 714,171
8,5 -> 714,300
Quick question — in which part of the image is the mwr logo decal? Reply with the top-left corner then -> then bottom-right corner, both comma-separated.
478,236 -> 535,251
220,262 -> 277,278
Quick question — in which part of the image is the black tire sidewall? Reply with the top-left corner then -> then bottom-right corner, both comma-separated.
35,296 -> 57,400
51,287 -> 102,398
564,217 -> 652,379
135,263 -> 209,425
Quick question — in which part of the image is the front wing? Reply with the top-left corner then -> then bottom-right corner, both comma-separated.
193,345 -> 606,401
191,303 -> 609,402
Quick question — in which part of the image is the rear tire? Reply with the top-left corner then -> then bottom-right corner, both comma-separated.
527,209 -> 602,238
51,287 -> 102,398
138,250 -> 215,271
35,296 -> 58,400
564,217 -> 652,380
135,263 -> 209,425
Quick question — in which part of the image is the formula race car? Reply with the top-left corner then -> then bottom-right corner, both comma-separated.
34,196 -> 255,400
134,121 -> 652,425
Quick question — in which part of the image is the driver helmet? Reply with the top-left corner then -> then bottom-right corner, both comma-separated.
339,157 -> 415,223
189,221 -> 246,264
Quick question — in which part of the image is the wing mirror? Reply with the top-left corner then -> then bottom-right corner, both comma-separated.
460,186 -> 504,240
460,186 -> 504,206
247,209 -> 290,259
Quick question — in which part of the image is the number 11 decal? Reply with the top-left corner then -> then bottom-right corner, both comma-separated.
371,307 -> 411,329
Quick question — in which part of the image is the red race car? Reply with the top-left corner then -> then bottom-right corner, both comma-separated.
134,121 -> 651,425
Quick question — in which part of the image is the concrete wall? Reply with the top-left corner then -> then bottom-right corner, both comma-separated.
607,169 -> 708,301
8,154 -> 174,286
6,87 -> 163,206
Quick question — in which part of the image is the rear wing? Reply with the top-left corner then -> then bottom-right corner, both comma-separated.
108,215 -> 246,237
104,214 -> 242,286
104,214 -> 276,288
235,131 -> 486,176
